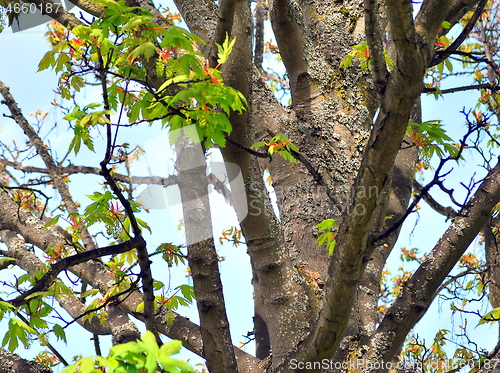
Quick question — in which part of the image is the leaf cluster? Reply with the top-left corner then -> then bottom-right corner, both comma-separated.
315,219 -> 336,257
38,0 -> 247,152
340,41 -> 394,72
251,134 -> 299,163
407,120 -> 460,168
62,331 -> 194,373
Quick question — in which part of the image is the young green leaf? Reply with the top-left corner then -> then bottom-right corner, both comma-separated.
216,33 -> 236,66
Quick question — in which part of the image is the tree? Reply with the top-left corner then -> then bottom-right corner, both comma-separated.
0,0 -> 500,372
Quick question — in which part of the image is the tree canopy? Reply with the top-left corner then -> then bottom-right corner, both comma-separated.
0,0 -> 500,372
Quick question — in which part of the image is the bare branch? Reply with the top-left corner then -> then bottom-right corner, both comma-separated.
0,81 -> 98,252
96,59 -> 159,343
415,0 -> 454,47
7,235 -> 145,307
176,133 -> 239,373
261,71 -> 290,89
368,158 -> 500,364
365,0 -> 389,94
254,0 -> 265,71
424,83 -> 500,94
269,0 -> 308,97
413,180 -> 457,218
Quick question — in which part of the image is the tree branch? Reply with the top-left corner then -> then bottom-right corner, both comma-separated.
364,0 -> 389,94
7,235 -> 145,308
176,132 -> 238,373
0,187 -> 207,357
423,83 -> 500,95
208,0 -> 237,67
0,156 -> 181,187
66,0 -> 105,17
269,0 -> 308,97
172,0 -> 218,55
444,0 -> 482,30
386,0 -> 419,69
0,229 -> 120,336
0,81 -> 98,252
367,158 -> 500,366
431,0 -> 488,66
254,0 -> 265,71
25,0 -> 83,28
415,0 -> 454,47
0,348 -> 52,373
285,1 -> 454,367
413,179 -> 457,218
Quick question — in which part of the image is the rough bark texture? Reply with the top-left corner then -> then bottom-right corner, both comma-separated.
176,133 -> 238,373
0,349 -> 52,373
1,0 -> 499,372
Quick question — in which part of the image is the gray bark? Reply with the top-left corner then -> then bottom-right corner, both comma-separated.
0,1 -> 499,372
0,349 -> 51,373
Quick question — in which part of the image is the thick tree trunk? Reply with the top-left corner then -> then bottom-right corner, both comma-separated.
1,1 -> 499,373
268,0 -> 376,279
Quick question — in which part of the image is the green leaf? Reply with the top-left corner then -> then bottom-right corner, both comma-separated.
140,331 -> 159,372
478,307 -> 500,326
38,50 -> 56,71
160,340 -> 182,357
315,219 -> 336,256
158,340 -> 194,372
80,356 -> 98,372
153,280 -> 164,291
444,58 -> 453,73
216,33 -> 236,65
212,129 -> 227,147
340,53 -> 353,70
316,219 -> 335,231
43,215 -> 61,228
53,324 -> 67,343
2,318 -> 37,352
250,141 -> 267,149
136,217 -> 152,234
0,301 -> 14,315
81,288 -> 100,298
128,41 -> 157,62
177,284 -> 195,303
157,74 -> 190,93
55,53 -> 70,73
136,302 -> 145,313
317,232 -> 329,247
327,239 -> 336,257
